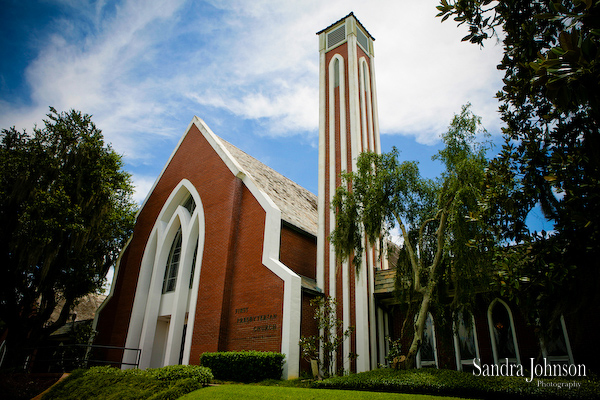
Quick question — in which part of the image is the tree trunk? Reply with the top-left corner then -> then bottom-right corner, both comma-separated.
405,285 -> 434,369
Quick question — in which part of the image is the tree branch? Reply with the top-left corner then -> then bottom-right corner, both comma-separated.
394,212 -> 422,292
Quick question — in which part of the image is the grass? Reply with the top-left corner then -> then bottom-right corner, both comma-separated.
180,384 -> 475,399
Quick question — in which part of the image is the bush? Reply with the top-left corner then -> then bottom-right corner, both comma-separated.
42,365 -> 212,400
200,351 -> 285,382
145,364 -> 213,385
313,368 -> 600,400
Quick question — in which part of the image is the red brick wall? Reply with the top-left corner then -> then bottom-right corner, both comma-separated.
95,123 -> 286,365
280,224 -> 316,280
300,292 -> 319,374
191,183 -> 284,359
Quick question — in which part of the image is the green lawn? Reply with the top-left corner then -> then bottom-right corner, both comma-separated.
180,384 -> 475,399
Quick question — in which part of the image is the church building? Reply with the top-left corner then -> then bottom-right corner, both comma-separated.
94,13 -> 589,379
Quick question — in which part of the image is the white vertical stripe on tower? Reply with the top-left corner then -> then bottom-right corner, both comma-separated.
317,49 -> 326,293
359,60 -> 368,151
347,22 -> 371,373
369,57 -> 382,155
363,60 -> 375,153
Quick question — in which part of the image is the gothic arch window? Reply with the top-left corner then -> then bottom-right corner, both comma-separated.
488,299 -> 521,365
162,227 -> 183,294
417,312 -> 438,368
540,315 -> 574,365
453,310 -> 480,371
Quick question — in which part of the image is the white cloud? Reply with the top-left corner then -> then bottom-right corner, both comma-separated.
131,174 -> 159,205
1,0 -> 507,194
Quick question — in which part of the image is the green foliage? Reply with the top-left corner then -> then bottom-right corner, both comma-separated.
330,104 -> 494,367
437,0 -> 600,337
0,107 -> 137,367
199,351 -> 285,382
385,336 -> 403,367
145,364 -> 214,384
314,368 -> 600,399
42,365 -> 211,400
298,296 -> 356,377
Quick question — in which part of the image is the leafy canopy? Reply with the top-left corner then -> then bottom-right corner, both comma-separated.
0,107 -> 136,366
437,0 -> 600,332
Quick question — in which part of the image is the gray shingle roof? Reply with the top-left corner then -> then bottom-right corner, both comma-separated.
220,140 -> 318,236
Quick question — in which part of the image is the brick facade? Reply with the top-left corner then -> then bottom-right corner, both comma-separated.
95,119 -> 317,377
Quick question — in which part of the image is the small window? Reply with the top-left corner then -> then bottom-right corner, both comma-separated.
334,58 -> 340,88
182,195 -> 196,215
189,240 -> 198,289
162,228 -> 183,293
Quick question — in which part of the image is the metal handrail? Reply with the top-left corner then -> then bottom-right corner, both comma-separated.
19,343 -> 141,372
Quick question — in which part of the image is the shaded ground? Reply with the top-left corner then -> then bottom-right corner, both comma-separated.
0,373 -> 63,400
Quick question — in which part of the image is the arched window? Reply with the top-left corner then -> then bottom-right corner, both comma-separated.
540,315 -> 574,365
162,227 -> 183,294
417,312 -> 438,368
453,310 -> 480,371
488,299 -> 520,365
333,58 -> 340,88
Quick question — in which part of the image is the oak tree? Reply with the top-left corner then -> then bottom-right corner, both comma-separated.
0,108 -> 136,368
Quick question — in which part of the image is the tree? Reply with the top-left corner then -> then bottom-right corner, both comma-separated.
437,1 -> 600,339
299,296 -> 355,377
0,108 -> 136,368
330,104 -> 494,368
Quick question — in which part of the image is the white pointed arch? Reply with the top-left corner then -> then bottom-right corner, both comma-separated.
123,179 -> 205,369
358,56 -> 375,152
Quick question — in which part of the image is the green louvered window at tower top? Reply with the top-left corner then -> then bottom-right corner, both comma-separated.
327,25 -> 345,49
357,27 -> 369,52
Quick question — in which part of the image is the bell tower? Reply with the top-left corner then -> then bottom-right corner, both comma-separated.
316,12 -> 384,373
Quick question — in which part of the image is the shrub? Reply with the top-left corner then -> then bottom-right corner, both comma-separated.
41,365 -> 212,400
145,364 -> 213,385
313,368 -> 600,400
200,351 -> 285,382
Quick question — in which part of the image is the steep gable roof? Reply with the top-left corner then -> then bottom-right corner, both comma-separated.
139,116 -> 318,237
220,140 -> 318,236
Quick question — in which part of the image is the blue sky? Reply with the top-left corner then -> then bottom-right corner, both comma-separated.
2,0 -> 554,232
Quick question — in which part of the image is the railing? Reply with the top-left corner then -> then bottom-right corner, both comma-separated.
18,344 -> 141,373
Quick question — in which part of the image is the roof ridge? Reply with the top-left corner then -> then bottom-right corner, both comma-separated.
316,12 -> 375,40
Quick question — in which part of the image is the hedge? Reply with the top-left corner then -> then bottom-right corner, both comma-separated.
200,351 -> 285,382
313,368 -> 600,400
42,365 -> 213,400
